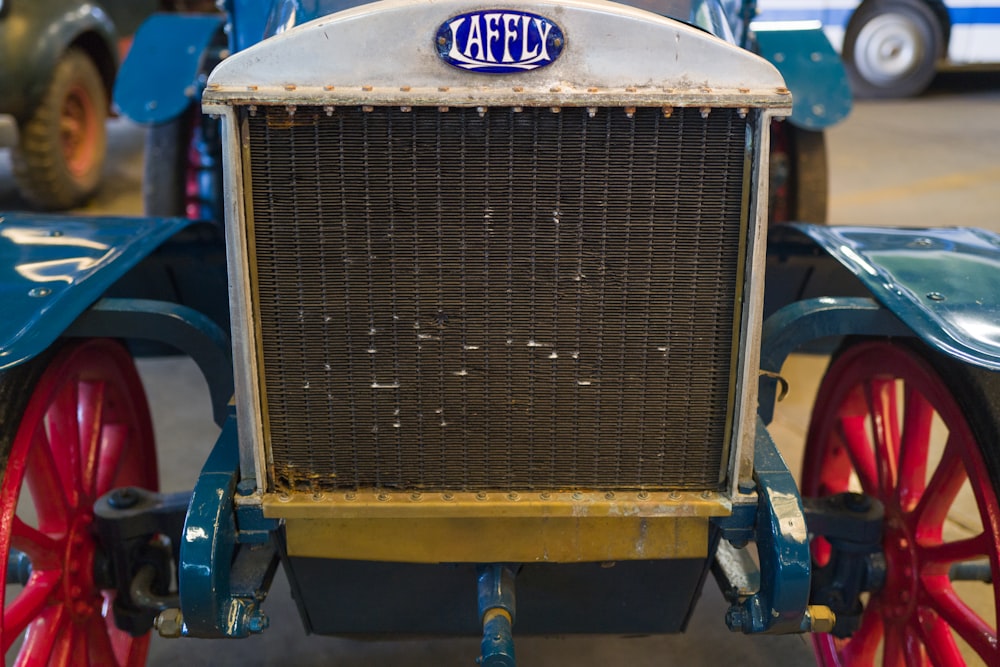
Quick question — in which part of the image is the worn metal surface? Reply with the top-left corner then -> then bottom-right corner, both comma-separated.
790,224 -> 1000,371
248,104 -> 749,493
203,0 -> 792,110
0,213 -> 192,370
281,514 -> 711,562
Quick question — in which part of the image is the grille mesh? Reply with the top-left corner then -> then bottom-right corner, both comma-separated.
245,105 -> 749,491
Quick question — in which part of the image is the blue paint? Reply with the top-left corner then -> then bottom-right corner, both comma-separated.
114,14 -> 225,124
756,6 -> 1000,27
791,224 -> 1000,372
437,10 -> 564,74
754,24 -> 852,129
0,213 -> 192,371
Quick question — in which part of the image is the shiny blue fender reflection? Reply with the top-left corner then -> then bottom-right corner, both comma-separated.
790,224 -> 1000,371
0,213 -> 193,370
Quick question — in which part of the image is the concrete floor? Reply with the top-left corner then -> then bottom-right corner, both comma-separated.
1,68 -> 999,665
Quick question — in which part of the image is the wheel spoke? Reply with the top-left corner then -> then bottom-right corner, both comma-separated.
865,377 -> 899,493
919,533 -> 990,575
912,436 -> 966,537
13,603 -> 68,667
924,578 -> 999,662
24,430 -> 72,532
841,602 -> 884,664
42,383 -> 83,507
95,423 -> 128,498
84,615 -> 118,666
838,414 -> 879,494
896,385 -> 933,511
3,569 -> 60,653
882,622 -> 908,666
916,607 -> 964,667
10,516 -> 63,571
78,380 -> 107,502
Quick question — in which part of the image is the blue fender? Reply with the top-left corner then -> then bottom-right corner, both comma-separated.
751,22 -> 852,130
114,14 -> 225,124
0,212 -> 193,370
783,224 -> 1000,371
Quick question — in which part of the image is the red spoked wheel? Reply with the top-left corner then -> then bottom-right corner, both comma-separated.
0,339 -> 157,666
803,340 -> 1000,666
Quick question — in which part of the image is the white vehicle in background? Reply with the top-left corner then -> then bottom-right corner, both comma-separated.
755,0 -> 1000,96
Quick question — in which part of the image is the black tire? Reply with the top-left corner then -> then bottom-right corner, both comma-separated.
769,122 -> 829,225
143,113 -> 193,218
843,0 -> 943,98
12,48 -> 108,210
143,108 -> 223,224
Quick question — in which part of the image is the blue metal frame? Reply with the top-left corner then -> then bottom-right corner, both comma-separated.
179,412 -> 279,638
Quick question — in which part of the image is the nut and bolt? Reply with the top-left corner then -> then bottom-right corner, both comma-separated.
155,609 -> 184,638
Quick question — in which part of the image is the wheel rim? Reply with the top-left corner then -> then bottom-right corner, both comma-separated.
853,13 -> 926,85
803,342 -> 1000,666
0,340 -> 157,666
60,84 -> 100,179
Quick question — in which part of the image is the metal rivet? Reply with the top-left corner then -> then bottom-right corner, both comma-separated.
637,491 -> 649,500
362,85 -> 373,92
442,492 -> 455,501
739,87 -> 750,94
410,492 -> 422,501
277,492 -> 291,503
572,492 -> 583,501
28,287 -> 51,298
48,230 -> 62,237
587,87 -> 598,93
512,86 -> 524,93
512,106 -> 523,113
438,36 -> 447,45
324,85 -> 335,91
284,84 -> 296,91
508,492 -> 519,501
702,490 -> 714,499
400,106 -> 412,113
669,491 -> 681,501
926,292 -> 946,301
662,107 -> 673,118
553,37 -> 563,47
285,105 -> 296,115
377,492 -> 390,501
550,86 -> 561,93
246,85 -> 258,91
438,106 -> 450,113
625,86 -> 636,93
586,107 -> 597,118
362,105 -> 374,113
605,491 -> 615,500
700,107 -> 711,119
312,492 -> 324,501
550,107 -> 561,114
539,492 -> 551,500
324,105 -> 335,116
345,492 -> 357,501
624,107 -> 636,119
776,87 -> 791,95
737,107 -> 748,119
438,86 -> 450,92
476,492 -> 488,501
400,85 -> 411,92
477,106 -> 487,117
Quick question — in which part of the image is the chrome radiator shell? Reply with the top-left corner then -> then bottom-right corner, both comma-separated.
204,0 -> 791,501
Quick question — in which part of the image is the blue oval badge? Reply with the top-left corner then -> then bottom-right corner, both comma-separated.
437,11 -> 564,74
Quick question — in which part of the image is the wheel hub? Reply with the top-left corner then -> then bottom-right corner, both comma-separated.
881,508 -> 918,621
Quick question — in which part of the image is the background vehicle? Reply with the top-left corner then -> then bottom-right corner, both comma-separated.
0,0 -> 160,209
2,1 -> 998,666
114,0 -> 852,226
755,0 -> 1000,97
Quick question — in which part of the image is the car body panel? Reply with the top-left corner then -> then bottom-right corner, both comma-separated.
0,212 -> 193,371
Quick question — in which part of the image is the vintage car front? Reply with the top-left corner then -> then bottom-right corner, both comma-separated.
2,0 -> 999,665
199,0 -> 798,651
